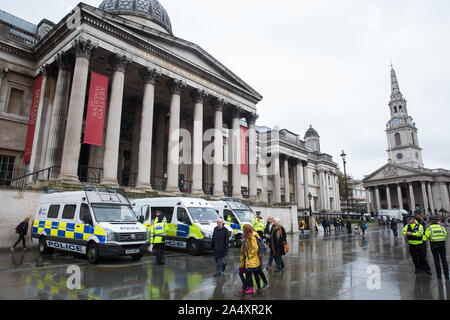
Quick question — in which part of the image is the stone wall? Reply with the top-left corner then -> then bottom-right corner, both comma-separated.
250,205 -> 298,234
0,189 -> 44,248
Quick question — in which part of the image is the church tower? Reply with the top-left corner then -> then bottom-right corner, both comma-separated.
385,64 -> 424,168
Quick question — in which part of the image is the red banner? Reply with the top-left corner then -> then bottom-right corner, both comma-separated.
83,72 -> 109,146
240,126 -> 248,175
24,76 -> 43,163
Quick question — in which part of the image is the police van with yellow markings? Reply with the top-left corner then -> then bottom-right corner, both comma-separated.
132,197 -> 234,256
209,198 -> 255,247
31,188 -> 150,264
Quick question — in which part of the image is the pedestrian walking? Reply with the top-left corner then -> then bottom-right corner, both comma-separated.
10,217 -> 30,253
212,218 -> 229,277
322,218 -> 328,234
391,219 -> 398,237
264,217 -> 275,270
151,210 -> 168,265
402,215 -> 431,274
239,224 -> 263,296
359,218 -> 367,236
346,219 -> 352,234
425,216 -> 449,280
271,217 -> 287,272
299,219 -> 306,234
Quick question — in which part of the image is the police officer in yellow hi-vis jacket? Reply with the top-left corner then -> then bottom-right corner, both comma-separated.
151,210 -> 168,265
403,215 -> 430,274
252,212 -> 266,239
425,216 -> 449,280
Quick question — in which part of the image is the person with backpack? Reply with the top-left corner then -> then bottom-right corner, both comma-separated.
271,217 -> 287,273
391,219 -> 399,238
239,224 -> 264,297
359,218 -> 367,236
10,217 -> 30,253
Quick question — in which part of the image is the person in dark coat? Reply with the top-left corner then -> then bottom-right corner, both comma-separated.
271,218 -> 287,272
391,219 -> 398,237
263,217 -> 274,270
346,219 -> 352,234
212,218 -> 229,277
10,217 -> 30,253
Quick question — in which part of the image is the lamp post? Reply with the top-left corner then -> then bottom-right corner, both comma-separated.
308,192 -> 313,232
340,150 -> 350,218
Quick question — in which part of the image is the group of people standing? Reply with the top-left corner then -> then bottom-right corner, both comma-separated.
212,212 -> 288,298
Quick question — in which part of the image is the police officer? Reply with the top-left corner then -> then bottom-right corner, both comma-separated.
403,215 -> 430,274
252,211 -> 266,239
414,212 -> 432,274
151,210 -> 168,265
425,216 -> 449,280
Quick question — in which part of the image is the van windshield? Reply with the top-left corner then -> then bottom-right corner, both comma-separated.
234,210 -> 254,223
188,207 -> 219,223
91,204 -> 138,223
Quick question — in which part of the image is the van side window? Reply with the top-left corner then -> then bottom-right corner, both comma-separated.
177,207 -> 190,225
224,209 -> 237,224
151,207 -> 174,223
62,205 -> 77,220
47,205 -> 60,219
80,203 -> 91,222
141,205 -> 150,221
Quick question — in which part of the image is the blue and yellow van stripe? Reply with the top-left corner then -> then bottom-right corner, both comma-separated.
32,220 -> 106,243
225,222 -> 243,234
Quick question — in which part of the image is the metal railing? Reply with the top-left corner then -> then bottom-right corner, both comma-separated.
118,171 -> 137,188
78,166 -> 103,184
203,183 -> 214,196
2,166 -> 62,188
151,176 -> 167,191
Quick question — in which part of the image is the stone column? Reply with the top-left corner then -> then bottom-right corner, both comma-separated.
386,185 -> 392,209
261,162 -> 268,203
375,186 -> 381,212
0,67 -> 9,112
440,182 -> 450,212
397,184 -> 404,210
365,189 -> 371,214
100,54 -> 130,187
408,182 -> 416,212
247,113 -> 258,200
283,156 -> 290,203
421,181 -> 429,214
130,103 -> 141,175
296,160 -> 305,209
231,106 -> 242,198
324,171 -> 330,211
427,182 -> 435,213
274,154 -> 281,203
319,170 -> 325,210
210,98 -> 225,197
44,53 -> 71,174
153,107 -> 166,178
135,68 -> 160,191
302,161 -> 309,208
58,38 -> 95,183
190,89 -> 207,195
165,79 -> 186,193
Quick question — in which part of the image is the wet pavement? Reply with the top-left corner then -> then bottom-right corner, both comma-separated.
0,225 -> 449,300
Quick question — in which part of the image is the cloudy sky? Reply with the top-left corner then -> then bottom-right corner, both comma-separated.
2,0 -> 449,179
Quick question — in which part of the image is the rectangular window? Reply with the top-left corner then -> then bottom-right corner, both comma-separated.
0,155 -> 15,185
177,207 -> 190,225
62,205 -> 76,220
151,207 -> 174,223
47,205 -> 60,219
7,88 -> 25,116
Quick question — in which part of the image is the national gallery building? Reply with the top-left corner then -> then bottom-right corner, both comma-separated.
0,1 -> 340,212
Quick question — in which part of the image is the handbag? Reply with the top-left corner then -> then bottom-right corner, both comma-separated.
283,242 -> 289,254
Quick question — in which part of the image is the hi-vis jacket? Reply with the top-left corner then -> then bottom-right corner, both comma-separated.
402,221 -> 424,245
425,224 -> 447,243
151,217 -> 168,244
252,217 -> 266,232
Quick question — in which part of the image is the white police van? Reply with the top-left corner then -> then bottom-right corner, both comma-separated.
209,198 -> 255,247
132,197 -> 234,255
31,188 -> 150,264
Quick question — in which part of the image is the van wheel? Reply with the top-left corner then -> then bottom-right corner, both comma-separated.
235,234 -> 242,248
187,239 -> 200,256
39,236 -> 53,255
87,242 -> 100,265
132,253 -> 143,261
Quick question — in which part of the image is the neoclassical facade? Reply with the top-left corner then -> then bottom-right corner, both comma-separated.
256,125 -> 341,213
0,1 -> 264,198
363,66 -> 450,214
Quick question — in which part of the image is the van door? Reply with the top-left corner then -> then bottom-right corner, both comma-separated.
175,207 -> 191,245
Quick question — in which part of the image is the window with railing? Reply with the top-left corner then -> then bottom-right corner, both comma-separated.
0,155 -> 15,185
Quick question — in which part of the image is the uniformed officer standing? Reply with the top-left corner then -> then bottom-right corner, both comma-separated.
151,210 -> 168,265
414,212 -> 432,273
425,216 -> 449,280
252,211 -> 266,239
403,215 -> 430,274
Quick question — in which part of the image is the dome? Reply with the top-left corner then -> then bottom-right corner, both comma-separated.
99,0 -> 172,34
304,125 -> 320,139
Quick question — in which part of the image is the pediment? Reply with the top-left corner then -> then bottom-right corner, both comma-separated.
363,163 -> 422,183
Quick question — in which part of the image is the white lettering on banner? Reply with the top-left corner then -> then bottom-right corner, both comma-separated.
92,85 -> 106,120
47,241 -> 85,253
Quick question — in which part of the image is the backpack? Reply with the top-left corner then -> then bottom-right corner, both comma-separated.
15,222 -> 23,234
256,236 -> 267,256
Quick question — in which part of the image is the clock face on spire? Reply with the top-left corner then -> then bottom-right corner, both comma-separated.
392,118 -> 399,126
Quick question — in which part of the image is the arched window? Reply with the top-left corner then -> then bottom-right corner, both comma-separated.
395,133 -> 401,146
394,106 -> 397,113
399,105 -> 403,112
411,132 -> 415,145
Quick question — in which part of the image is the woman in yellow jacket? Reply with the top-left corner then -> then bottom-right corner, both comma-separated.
239,224 -> 263,296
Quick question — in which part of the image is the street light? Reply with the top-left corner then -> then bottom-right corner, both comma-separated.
340,150 -> 350,218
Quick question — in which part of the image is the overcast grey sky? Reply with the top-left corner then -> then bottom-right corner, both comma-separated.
2,0 -> 449,179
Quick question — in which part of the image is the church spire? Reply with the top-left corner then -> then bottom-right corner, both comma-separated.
390,63 -> 403,101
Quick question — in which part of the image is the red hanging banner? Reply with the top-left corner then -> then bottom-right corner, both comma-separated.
23,76 -> 43,163
240,125 -> 248,175
83,72 -> 109,146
